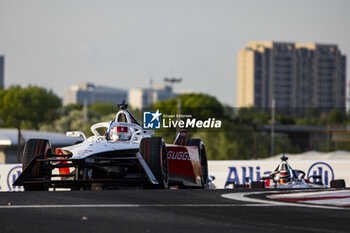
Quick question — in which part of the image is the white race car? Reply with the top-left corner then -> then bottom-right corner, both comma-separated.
14,101 -> 209,191
256,155 -> 346,189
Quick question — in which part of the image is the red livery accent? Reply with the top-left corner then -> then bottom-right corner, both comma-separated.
166,145 -> 201,182
55,149 -> 70,176
115,126 -> 128,133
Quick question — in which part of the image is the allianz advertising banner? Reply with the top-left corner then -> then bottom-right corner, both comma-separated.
0,164 -> 23,191
1,160 -> 349,191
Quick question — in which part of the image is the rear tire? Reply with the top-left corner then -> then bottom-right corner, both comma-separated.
330,179 -> 346,189
250,181 -> 265,189
22,139 -> 51,191
140,137 -> 168,189
176,138 -> 208,189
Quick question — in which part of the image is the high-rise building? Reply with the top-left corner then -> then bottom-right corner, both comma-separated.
64,82 -> 128,106
0,56 -> 4,90
237,41 -> 346,114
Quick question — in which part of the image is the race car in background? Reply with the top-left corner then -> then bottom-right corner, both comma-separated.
249,155 -> 346,189
14,101 -> 209,191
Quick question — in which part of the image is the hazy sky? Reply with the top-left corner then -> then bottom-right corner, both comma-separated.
0,0 -> 349,106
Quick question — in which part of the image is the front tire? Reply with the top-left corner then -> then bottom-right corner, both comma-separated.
22,139 -> 51,191
140,137 -> 168,189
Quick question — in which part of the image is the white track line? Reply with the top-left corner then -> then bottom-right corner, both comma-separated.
222,191 -> 349,210
0,203 -> 274,209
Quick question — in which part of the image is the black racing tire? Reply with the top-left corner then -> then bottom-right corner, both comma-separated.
176,138 -> 209,189
22,139 -> 52,191
330,179 -> 346,189
193,139 -> 209,189
250,181 -> 265,189
140,137 -> 168,189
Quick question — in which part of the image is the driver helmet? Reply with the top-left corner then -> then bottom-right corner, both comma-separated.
279,170 -> 291,184
110,126 -> 131,141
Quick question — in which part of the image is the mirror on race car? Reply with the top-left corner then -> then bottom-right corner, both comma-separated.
66,131 -> 87,140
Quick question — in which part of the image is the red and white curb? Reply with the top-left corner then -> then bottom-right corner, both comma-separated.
222,190 -> 350,210
267,190 -> 350,207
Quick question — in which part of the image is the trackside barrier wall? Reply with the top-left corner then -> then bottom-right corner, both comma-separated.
208,160 -> 350,189
1,160 -> 349,191
0,164 -> 23,191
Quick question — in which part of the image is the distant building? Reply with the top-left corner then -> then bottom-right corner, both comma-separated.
153,85 -> 176,103
129,88 -> 153,110
129,85 -> 177,110
64,83 -> 128,106
0,56 -> 4,90
237,41 -> 346,114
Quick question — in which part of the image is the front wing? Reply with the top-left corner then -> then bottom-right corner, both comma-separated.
13,150 -> 159,189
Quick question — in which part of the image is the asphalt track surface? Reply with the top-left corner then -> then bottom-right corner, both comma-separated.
0,189 -> 349,233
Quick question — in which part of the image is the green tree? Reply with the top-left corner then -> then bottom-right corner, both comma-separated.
153,93 -> 225,120
40,109 -> 100,136
59,103 -> 83,116
296,108 -> 326,125
0,86 -> 61,129
40,102 -> 142,136
327,109 -> 346,125
90,102 -> 117,117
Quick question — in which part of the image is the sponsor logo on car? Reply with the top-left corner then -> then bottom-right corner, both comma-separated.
167,151 -> 191,160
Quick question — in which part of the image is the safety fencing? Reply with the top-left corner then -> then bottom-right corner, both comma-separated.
1,160 -> 349,191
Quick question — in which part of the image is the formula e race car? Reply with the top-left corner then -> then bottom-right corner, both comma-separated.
14,102 -> 209,191
253,155 -> 346,189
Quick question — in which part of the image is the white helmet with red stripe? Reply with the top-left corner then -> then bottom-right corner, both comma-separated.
110,124 -> 132,141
